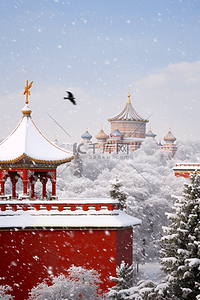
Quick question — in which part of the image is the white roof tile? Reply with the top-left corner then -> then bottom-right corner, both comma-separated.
0,106 -> 74,163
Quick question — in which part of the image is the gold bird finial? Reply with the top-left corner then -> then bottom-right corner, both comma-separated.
23,80 -> 33,104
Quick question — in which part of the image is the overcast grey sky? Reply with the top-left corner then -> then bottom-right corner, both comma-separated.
0,0 -> 200,144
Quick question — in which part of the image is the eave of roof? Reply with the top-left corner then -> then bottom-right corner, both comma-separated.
0,113 -> 74,164
81,131 -> 92,139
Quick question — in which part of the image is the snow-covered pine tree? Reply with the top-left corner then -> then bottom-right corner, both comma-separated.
109,176 -> 127,210
28,266 -> 102,300
107,261 -> 135,299
160,172 -> 200,300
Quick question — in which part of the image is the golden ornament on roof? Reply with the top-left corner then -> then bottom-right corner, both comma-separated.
23,80 -> 33,104
127,93 -> 131,103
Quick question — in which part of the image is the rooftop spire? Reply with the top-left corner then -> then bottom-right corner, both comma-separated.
23,80 -> 33,104
127,87 -> 131,104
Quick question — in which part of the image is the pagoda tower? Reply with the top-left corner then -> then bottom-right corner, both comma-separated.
106,93 -> 148,152
0,81 -> 141,299
95,124 -> 108,151
146,124 -> 157,139
81,126 -> 92,143
158,125 -> 177,158
0,80 -> 74,200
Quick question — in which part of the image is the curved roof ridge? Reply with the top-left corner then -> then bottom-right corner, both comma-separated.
146,124 -> 157,138
0,112 -> 74,164
95,128 -> 108,139
110,128 -> 123,137
81,129 -> 92,139
108,97 -> 148,122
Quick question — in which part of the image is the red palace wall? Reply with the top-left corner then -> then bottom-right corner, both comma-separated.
0,227 -> 133,299
174,171 -> 190,178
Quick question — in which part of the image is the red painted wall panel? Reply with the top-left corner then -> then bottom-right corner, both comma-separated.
0,228 -> 121,299
116,228 -> 133,266
174,171 -> 190,178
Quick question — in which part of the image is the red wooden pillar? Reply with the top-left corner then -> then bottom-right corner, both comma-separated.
0,181 -> 4,195
22,170 -> 28,195
29,174 -> 37,199
11,179 -> 17,198
52,181 -> 56,197
0,171 -> 5,195
41,177 -> 48,199
42,182 -> 46,199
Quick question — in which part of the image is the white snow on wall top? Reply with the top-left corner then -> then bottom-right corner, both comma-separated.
0,209 -> 141,228
0,198 -> 142,228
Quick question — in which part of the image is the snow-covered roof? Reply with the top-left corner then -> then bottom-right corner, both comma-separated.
146,125 -> 157,138
173,163 -> 200,171
110,129 -> 123,137
81,128 -> 92,139
0,104 -> 74,164
108,94 -> 148,123
0,198 -> 142,229
124,137 -> 144,142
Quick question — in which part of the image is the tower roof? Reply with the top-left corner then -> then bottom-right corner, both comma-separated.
108,93 -> 148,123
81,127 -> 92,139
146,124 -> 157,138
95,124 -> 108,140
163,126 -> 176,142
110,129 -> 123,137
0,82 -> 74,165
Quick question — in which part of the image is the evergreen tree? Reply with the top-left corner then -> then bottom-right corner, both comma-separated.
28,266 -> 102,300
107,261 -> 135,299
160,172 -> 200,300
109,176 -> 128,210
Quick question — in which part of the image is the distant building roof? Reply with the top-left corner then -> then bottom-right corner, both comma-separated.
146,124 -> 157,138
110,129 -> 123,137
81,128 -> 92,140
158,139 -> 163,147
95,125 -> 108,140
108,94 -> 148,123
163,126 -> 176,142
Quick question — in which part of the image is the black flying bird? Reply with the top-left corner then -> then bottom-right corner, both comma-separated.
63,91 -> 76,105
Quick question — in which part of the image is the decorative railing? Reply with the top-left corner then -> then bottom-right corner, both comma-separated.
0,200 -> 119,213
